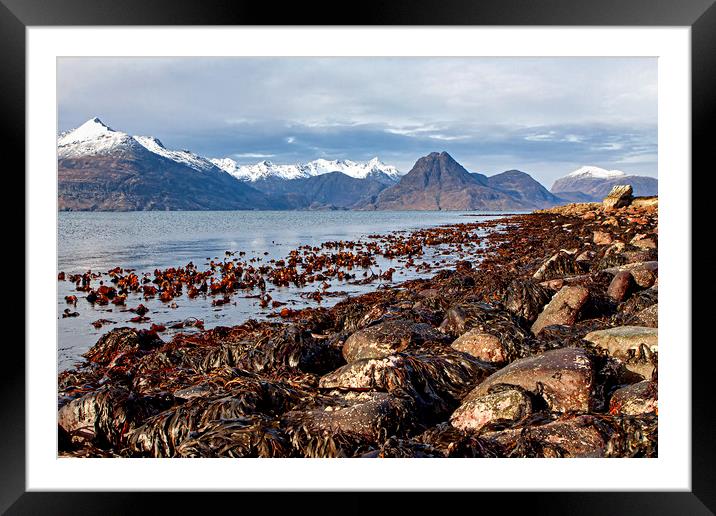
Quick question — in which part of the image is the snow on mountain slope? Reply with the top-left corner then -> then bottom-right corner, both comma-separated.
58,117 -> 220,173
566,166 -> 627,179
133,135 -> 216,172
59,118 -> 401,180
210,157 -> 402,182
57,118 -> 144,158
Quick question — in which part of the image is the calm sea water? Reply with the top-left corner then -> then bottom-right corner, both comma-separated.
57,210 -> 506,371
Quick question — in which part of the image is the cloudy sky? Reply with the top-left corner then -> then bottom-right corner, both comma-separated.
58,57 -> 657,186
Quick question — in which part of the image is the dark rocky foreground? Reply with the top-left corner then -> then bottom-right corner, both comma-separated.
58,190 -> 658,458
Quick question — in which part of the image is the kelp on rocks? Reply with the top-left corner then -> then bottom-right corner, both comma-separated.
59,198 -> 659,458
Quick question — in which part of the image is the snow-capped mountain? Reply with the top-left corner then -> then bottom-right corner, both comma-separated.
210,157 -> 402,183
57,118 -> 275,211
565,166 -> 627,180
552,165 -> 657,200
58,118 -> 217,173
57,117 -> 146,159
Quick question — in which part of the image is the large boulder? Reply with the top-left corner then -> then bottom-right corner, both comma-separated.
603,184 -> 633,209
584,326 -> 657,379
531,285 -> 590,335
342,319 -> 445,363
450,385 -> 532,432
464,347 -> 594,413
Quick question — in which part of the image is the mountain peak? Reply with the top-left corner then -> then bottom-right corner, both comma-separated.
567,166 -> 626,179
62,117 -> 117,143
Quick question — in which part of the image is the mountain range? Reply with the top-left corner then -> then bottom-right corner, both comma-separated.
57,118 -> 657,211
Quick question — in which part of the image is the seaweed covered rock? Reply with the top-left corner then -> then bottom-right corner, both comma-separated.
502,279 -> 552,323
83,328 -> 164,365
415,422 -> 500,457
175,416 -> 290,458
532,251 -> 583,281
465,347 -> 594,413
319,351 -> 494,421
200,326 -> 343,375
601,261 -> 657,288
609,380 -> 657,416
584,326 -> 657,379
360,437 -> 443,458
531,285 -> 590,335
342,319 -> 445,363
439,302 -> 531,361
450,384 -> 532,432
58,386 -> 172,449
281,392 -> 416,457
127,378 -> 306,457
486,414 -> 610,458
631,304 -> 658,328
617,287 -> 658,318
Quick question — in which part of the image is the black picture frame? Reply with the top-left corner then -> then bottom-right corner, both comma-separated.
3,0 -> 712,513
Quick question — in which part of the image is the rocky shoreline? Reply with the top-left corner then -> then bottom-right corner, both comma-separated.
58,186 -> 658,458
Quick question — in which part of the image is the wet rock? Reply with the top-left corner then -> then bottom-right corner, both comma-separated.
603,184 -> 633,209
632,304 -> 658,327
630,235 -> 656,249
416,422 -> 499,457
584,326 -> 658,379
319,351 -> 494,420
503,279 -> 552,323
592,231 -> 613,245
532,251 -> 582,281
486,415 -> 609,457
464,347 -> 594,413
618,287 -> 658,317
584,326 -> 657,358
575,250 -> 595,264
83,328 -> 164,365
623,248 -> 657,264
607,271 -> 635,302
58,387 -> 172,449
281,392 -> 416,457
629,268 -> 656,289
342,319 -> 445,363
451,330 -> 508,364
450,385 -> 532,432
609,381 -> 657,416
531,285 -> 590,335
602,260 -> 658,277
439,302 -> 531,360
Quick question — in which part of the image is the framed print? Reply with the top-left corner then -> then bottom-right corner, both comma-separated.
3,0 -> 713,513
